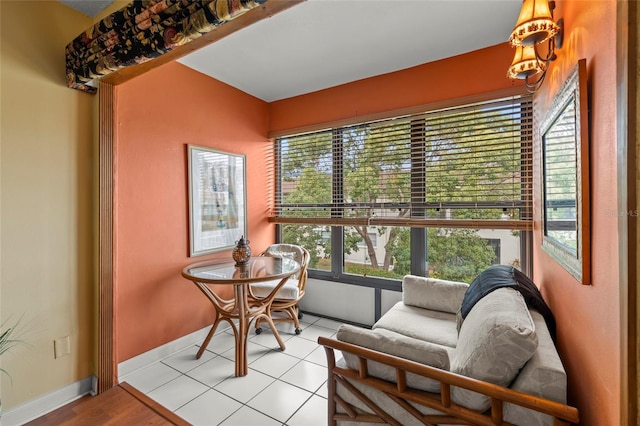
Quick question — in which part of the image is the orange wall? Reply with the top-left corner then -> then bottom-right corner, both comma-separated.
532,1 -> 619,425
269,43 -> 519,133
115,62 -> 274,362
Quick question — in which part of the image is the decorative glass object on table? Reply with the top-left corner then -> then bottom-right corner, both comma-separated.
232,235 -> 251,266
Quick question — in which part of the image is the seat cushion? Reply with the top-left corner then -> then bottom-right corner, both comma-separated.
337,324 -> 450,393
450,287 -> 538,411
251,278 -> 300,299
373,302 -> 458,348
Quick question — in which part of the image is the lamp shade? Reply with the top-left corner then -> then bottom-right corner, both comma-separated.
507,45 -> 544,80
509,0 -> 560,46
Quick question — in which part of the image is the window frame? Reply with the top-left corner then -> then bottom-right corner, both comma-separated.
271,89 -> 533,290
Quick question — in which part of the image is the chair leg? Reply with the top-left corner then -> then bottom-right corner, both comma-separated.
285,306 -> 302,334
260,314 -> 286,350
259,302 -> 304,336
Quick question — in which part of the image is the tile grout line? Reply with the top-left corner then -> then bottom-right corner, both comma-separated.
134,315 -> 333,426
283,392 -> 316,426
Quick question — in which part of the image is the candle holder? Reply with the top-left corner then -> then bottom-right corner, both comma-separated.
232,236 -> 251,266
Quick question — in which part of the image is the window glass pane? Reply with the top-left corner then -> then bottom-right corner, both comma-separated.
427,208 -> 521,220
422,102 -> 530,206
344,226 -> 409,280
341,226 -> 522,283
278,131 -> 333,218
281,224 -> 331,271
427,228 -> 522,282
342,121 -> 412,212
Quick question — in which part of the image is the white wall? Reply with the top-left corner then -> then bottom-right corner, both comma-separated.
299,278 -> 402,325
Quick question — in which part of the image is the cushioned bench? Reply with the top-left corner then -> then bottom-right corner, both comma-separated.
318,272 -> 579,425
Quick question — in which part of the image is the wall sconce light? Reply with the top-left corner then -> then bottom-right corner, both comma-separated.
507,0 -> 563,92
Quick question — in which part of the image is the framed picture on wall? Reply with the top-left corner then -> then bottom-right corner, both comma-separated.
540,59 -> 590,285
187,145 -> 247,257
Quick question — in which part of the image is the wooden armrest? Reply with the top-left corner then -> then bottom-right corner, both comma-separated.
318,336 -> 579,426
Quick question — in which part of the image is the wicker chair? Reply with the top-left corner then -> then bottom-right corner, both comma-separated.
250,244 -> 310,335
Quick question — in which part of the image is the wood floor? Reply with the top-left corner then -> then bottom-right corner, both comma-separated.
25,382 -> 189,425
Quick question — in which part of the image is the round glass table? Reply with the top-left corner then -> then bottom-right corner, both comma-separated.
182,256 -> 300,376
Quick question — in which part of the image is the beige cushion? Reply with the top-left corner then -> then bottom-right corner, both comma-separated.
504,310 -> 567,426
337,324 -> 450,393
373,302 -> 458,348
250,278 -> 299,299
402,275 -> 468,314
451,288 -> 538,411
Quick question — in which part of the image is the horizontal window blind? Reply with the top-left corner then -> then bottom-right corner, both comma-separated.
271,95 -> 533,230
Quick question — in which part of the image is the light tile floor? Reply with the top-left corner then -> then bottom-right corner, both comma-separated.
121,314 -> 343,426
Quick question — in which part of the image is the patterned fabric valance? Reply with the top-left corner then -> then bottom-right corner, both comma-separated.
66,0 -> 267,94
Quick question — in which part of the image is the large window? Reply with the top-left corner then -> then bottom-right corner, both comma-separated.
271,94 -> 533,286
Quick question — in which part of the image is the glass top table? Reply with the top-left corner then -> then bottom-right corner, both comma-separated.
182,257 -> 300,376
183,256 -> 300,284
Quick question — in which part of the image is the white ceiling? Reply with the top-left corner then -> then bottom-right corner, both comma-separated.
59,0 -> 522,102
178,0 -> 522,102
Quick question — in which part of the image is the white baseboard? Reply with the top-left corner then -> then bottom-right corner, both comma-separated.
1,376 -> 95,426
117,324 -> 225,381
1,324 -> 226,425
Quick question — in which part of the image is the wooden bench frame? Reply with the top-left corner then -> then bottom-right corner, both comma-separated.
318,336 -> 579,426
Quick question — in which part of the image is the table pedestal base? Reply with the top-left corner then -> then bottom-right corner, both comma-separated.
194,279 -> 288,376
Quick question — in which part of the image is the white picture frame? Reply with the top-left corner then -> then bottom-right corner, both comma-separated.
188,145 -> 247,257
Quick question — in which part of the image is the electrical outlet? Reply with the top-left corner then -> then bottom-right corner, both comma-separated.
54,336 -> 70,359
